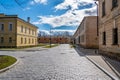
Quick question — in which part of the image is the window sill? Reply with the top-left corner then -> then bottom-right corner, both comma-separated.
111,5 -> 118,11
112,43 -> 118,45
102,44 -> 106,45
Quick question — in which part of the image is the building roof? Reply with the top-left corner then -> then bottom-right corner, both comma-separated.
0,13 -> 38,29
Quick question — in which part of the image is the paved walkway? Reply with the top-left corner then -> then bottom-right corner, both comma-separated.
0,44 -> 112,80
75,45 -> 120,80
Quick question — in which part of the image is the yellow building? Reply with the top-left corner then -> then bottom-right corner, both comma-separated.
98,0 -> 120,55
0,14 -> 38,48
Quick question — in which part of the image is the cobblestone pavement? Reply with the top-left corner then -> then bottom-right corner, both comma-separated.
0,44 -> 112,80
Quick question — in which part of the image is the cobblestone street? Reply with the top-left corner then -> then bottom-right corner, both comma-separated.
0,44 -> 112,80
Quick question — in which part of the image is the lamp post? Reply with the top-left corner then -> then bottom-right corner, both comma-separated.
95,1 -> 99,36
50,27 -> 51,48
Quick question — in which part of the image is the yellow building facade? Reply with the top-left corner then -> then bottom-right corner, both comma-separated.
0,14 -> 38,48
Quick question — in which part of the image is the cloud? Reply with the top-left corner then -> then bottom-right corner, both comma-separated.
39,30 -> 50,35
51,29 -> 75,33
33,7 -> 97,28
55,0 -> 95,10
23,7 -> 31,11
30,0 -> 47,5
33,0 -> 97,28
38,29 -> 75,36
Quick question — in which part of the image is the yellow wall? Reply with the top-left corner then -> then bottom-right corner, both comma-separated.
0,18 -> 17,47
16,19 -> 38,47
0,14 -> 38,48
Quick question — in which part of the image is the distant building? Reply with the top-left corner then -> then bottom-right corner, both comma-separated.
98,0 -> 120,54
38,36 -> 70,44
0,14 -> 38,48
73,16 -> 98,48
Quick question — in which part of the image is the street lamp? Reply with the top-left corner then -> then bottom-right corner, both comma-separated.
95,1 -> 99,36
49,27 -> 51,48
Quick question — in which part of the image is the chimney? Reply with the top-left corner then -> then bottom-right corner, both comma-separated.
27,17 -> 30,23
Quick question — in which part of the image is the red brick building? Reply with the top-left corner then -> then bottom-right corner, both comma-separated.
38,36 -> 70,44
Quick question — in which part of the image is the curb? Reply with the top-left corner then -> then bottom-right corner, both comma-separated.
0,57 -> 19,73
86,56 -> 119,80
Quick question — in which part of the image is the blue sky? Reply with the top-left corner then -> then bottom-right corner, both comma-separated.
0,0 -> 97,35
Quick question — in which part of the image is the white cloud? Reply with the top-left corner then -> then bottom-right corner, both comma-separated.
39,30 -> 50,35
23,7 -> 31,11
55,0 -> 95,10
39,29 -> 75,36
33,0 -> 97,28
30,0 -> 47,5
51,29 -> 75,33
33,7 -> 97,28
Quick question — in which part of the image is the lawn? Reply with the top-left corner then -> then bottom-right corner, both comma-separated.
0,55 -> 17,70
37,43 -> 48,47
43,44 -> 59,48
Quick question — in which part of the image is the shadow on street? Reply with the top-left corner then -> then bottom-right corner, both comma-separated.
74,44 -> 120,78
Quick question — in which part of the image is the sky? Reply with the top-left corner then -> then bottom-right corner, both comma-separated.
0,0 -> 97,35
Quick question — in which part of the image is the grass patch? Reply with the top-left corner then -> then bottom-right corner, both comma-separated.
44,44 -> 59,48
70,44 -> 76,48
0,44 -> 48,50
0,55 -> 17,70
37,43 -> 48,47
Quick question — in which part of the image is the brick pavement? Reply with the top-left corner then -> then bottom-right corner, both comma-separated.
75,45 -> 120,80
0,44 -> 112,80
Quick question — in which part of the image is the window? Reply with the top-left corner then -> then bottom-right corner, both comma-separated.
29,38 -> 30,44
25,38 -> 26,44
113,28 -> 118,45
25,27 -> 27,33
32,38 -> 34,43
9,23 -> 13,31
35,39 -> 36,44
0,23 -> 4,31
35,31 -> 36,36
29,28 -> 30,34
81,35 -> 84,42
79,36 -> 80,43
21,38 -> 23,44
32,30 -> 34,35
9,37 -> 12,43
0,37 -> 4,43
103,32 -> 106,45
21,25 -> 23,32
112,0 -> 118,9
102,1 -> 106,17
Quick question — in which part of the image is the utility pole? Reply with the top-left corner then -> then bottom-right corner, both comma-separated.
95,1 -> 99,36
50,27 -> 51,48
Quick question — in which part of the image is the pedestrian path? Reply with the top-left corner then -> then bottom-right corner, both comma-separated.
0,44 -> 112,80
76,45 -> 120,80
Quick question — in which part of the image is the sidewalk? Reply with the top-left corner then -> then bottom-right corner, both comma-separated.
75,45 -> 120,80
